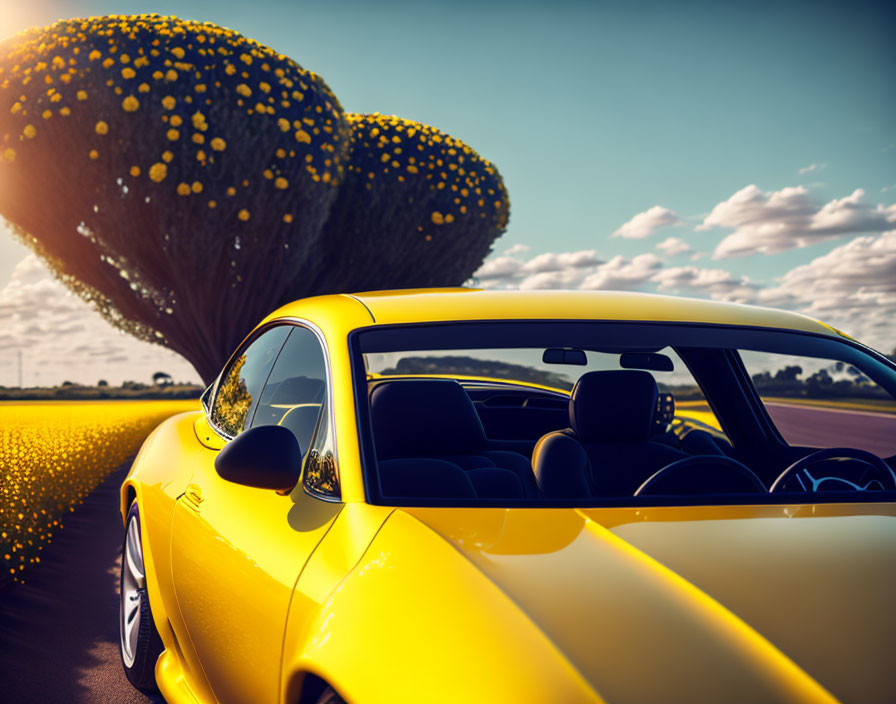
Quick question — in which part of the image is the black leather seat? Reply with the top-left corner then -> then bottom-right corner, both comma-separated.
535,370 -> 687,497
370,379 -> 537,499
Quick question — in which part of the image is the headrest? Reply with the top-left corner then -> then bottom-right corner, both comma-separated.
532,432 -> 592,499
370,379 -> 487,459
569,370 -> 658,443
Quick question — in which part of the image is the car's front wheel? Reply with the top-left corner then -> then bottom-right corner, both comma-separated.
120,501 -> 164,692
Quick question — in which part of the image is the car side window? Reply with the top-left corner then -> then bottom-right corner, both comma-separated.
210,326 -> 290,437
250,326 -> 340,498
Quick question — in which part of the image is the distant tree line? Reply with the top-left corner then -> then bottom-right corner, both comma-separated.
751,358 -> 892,401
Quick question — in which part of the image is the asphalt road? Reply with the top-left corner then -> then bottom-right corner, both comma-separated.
0,460 -> 162,704
765,402 -> 896,459
0,403 -> 892,703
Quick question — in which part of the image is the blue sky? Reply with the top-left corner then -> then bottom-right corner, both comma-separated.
0,0 -> 893,384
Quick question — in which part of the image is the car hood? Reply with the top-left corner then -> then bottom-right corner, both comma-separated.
403,502 -> 896,704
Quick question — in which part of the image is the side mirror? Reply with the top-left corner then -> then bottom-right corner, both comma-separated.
214,425 -> 301,493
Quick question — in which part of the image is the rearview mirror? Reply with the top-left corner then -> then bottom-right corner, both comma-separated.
214,425 -> 301,493
620,352 -> 674,372
543,348 -> 587,365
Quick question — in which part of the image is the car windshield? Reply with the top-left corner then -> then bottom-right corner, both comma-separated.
352,321 -> 896,507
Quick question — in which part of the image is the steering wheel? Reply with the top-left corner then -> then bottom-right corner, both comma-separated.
635,455 -> 766,496
769,447 -> 896,493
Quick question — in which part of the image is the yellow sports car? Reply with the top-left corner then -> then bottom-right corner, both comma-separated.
119,289 -> 896,704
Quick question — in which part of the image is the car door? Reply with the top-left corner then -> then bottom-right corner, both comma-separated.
171,323 -> 343,704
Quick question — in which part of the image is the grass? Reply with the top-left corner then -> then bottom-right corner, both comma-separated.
0,399 -> 198,585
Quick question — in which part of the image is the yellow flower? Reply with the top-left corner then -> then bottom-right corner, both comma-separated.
192,133 -> 204,144
10,102 -> 22,115
283,213 -> 293,223
162,96 -> 176,110
226,186 -> 236,196
191,111 -> 207,129
76,90 -> 87,101
89,149 -> 99,160
121,96 -> 140,112
138,82 -> 150,93
210,137 -> 226,151
236,84 -> 251,97
121,67 -> 136,80
208,200 -> 217,208
171,47 -> 185,59
165,69 -> 178,81
177,182 -> 191,196
88,49 -> 101,61
95,121 -> 109,135
129,165 -> 140,177
149,162 -> 167,182
274,177 -> 288,189
166,129 -> 180,141
162,151 -> 173,163
3,148 -> 16,163
23,125 -> 36,139
42,110 -> 52,119
295,129 -> 311,144
259,81 -> 271,93
263,169 -> 273,179
277,118 -> 290,133
59,107 -> 71,116
431,211 -> 445,225
170,115 -> 183,127
191,181 -> 203,193
238,209 -> 250,221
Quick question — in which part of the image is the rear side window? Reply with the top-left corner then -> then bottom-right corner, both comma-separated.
251,326 -> 340,498
251,326 -> 327,455
211,326 -> 290,437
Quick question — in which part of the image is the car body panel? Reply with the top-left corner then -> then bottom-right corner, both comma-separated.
281,509 -> 605,704
120,411 -> 218,704
169,439 -> 343,704
274,288 -> 842,338
406,503 -> 896,704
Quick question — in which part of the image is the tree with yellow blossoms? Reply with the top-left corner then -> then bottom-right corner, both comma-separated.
0,15 -> 509,382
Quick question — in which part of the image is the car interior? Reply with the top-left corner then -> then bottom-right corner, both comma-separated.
355,322 -> 896,506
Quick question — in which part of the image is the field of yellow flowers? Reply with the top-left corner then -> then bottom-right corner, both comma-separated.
0,399 -> 198,585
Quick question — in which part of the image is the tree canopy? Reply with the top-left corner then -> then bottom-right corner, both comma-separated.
0,15 -> 510,382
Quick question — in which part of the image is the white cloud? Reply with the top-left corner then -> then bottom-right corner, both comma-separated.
798,163 -> 826,175
474,249 -> 602,290
579,254 -> 662,290
652,266 -> 758,303
0,255 -> 199,387
758,230 -> 896,349
700,185 -> 896,258
504,243 -> 531,255
612,206 -> 681,239
655,237 -> 692,256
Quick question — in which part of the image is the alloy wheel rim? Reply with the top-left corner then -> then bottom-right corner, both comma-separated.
120,517 -> 145,668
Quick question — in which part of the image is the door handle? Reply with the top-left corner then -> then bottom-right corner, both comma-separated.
183,484 -> 203,511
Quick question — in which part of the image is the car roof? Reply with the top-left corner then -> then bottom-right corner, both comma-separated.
269,288 -> 843,338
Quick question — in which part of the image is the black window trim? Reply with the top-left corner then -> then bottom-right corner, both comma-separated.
206,317 -> 342,503
349,318 -> 896,509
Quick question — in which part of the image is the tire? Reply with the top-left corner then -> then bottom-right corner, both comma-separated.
120,501 -> 164,692
314,686 -> 346,704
